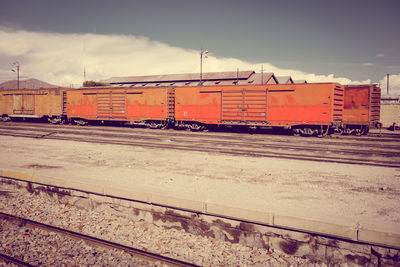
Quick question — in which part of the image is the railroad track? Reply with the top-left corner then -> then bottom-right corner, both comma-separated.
0,122 -> 399,168
1,121 -> 399,146
1,124 -> 399,152
0,122 -> 400,144
0,212 -> 198,267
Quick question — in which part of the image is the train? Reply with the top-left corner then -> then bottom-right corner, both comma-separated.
343,84 -> 381,134
0,82 -> 381,137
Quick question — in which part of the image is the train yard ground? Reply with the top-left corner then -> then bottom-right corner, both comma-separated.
0,121 -> 399,265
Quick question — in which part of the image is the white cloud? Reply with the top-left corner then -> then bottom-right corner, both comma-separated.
379,74 -> 400,96
375,53 -> 384,58
362,62 -> 374,67
0,27 -> 374,87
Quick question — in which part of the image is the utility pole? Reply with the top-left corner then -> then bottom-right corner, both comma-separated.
200,48 -> 208,85
261,64 -> 264,84
387,73 -> 389,95
84,66 -> 87,82
12,62 -> 20,90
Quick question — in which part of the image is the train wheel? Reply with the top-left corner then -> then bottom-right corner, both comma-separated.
360,126 -> 369,135
149,122 -> 158,129
317,126 -> 330,138
1,115 -> 11,122
48,116 -> 62,124
293,128 -> 301,136
342,128 -> 352,135
146,121 -> 164,129
303,127 -> 314,136
189,123 -> 205,131
73,119 -> 88,126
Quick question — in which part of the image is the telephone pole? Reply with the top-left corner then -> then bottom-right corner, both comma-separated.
12,62 -> 20,90
200,48 -> 208,85
387,73 -> 389,95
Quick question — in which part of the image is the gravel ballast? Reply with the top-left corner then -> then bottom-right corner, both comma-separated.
0,187 -> 320,266
0,217 -> 155,266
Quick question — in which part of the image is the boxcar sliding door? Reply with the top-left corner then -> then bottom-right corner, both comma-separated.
221,88 -> 267,123
97,91 -> 126,119
13,94 -> 34,115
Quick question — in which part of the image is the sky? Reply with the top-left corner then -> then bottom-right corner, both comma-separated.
0,0 -> 399,95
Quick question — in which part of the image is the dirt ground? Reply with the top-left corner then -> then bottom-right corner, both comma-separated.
0,134 -> 399,233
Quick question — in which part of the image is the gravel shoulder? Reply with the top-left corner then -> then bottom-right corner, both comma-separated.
0,134 -> 399,231
0,189 -> 310,266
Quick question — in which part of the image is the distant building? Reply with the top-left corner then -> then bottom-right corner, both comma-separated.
102,71 -> 278,87
294,80 -> 307,84
380,96 -> 400,128
381,96 -> 400,104
276,76 -> 294,84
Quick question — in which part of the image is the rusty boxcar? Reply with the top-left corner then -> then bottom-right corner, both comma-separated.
174,83 -> 344,136
66,86 -> 175,127
343,84 -> 381,134
0,88 -> 66,123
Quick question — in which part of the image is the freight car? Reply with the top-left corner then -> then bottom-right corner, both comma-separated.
174,83 -> 344,136
0,88 -> 66,123
66,86 -> 175,127
343,84 -> 381,135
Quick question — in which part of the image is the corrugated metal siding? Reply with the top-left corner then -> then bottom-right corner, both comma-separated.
369,85 -> 381,124
221,88 -> 267,123
332,85 -> 344,123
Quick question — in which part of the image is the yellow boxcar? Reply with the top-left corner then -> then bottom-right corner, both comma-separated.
0,88 -> 66,123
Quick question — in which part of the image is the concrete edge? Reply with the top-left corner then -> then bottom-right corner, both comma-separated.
206,202 -> 273,225
1,168 -> 399,249
359,227 -> 400,249
152,193 -> 205,212
2,169 -> 35,183
105,186 -> 151,203
273,214 -> 356,240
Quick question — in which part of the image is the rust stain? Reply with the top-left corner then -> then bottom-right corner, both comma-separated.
327,239 -> 339,248
0,190 -> 13,196
279,240 -> 299,255
26,182 -> 34,193
0,178 -> 24,189
239,222 -> 255,232
345,254 -> 370,265
24,164 -> 62,169
152,214 -> 269,249
132,208 -> 140,216
33,185 -> 71,198
151,210 -> 215,238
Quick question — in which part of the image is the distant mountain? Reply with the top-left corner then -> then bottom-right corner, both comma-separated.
0,78 -> 59,90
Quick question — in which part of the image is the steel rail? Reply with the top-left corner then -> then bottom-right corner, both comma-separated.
1,124 -> 400,152
0,129 -> 399,168
0,253 -> 34,267
1,122 -> 400,155
0,212 -> 199,267
0,124 -> 399,154
1,121 -> 399,143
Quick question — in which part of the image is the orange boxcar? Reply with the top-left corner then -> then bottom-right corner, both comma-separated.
66,86 -> 175,127
174,83 -> 344,135
0,88 -> 65,123
343,84 -> 381,134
